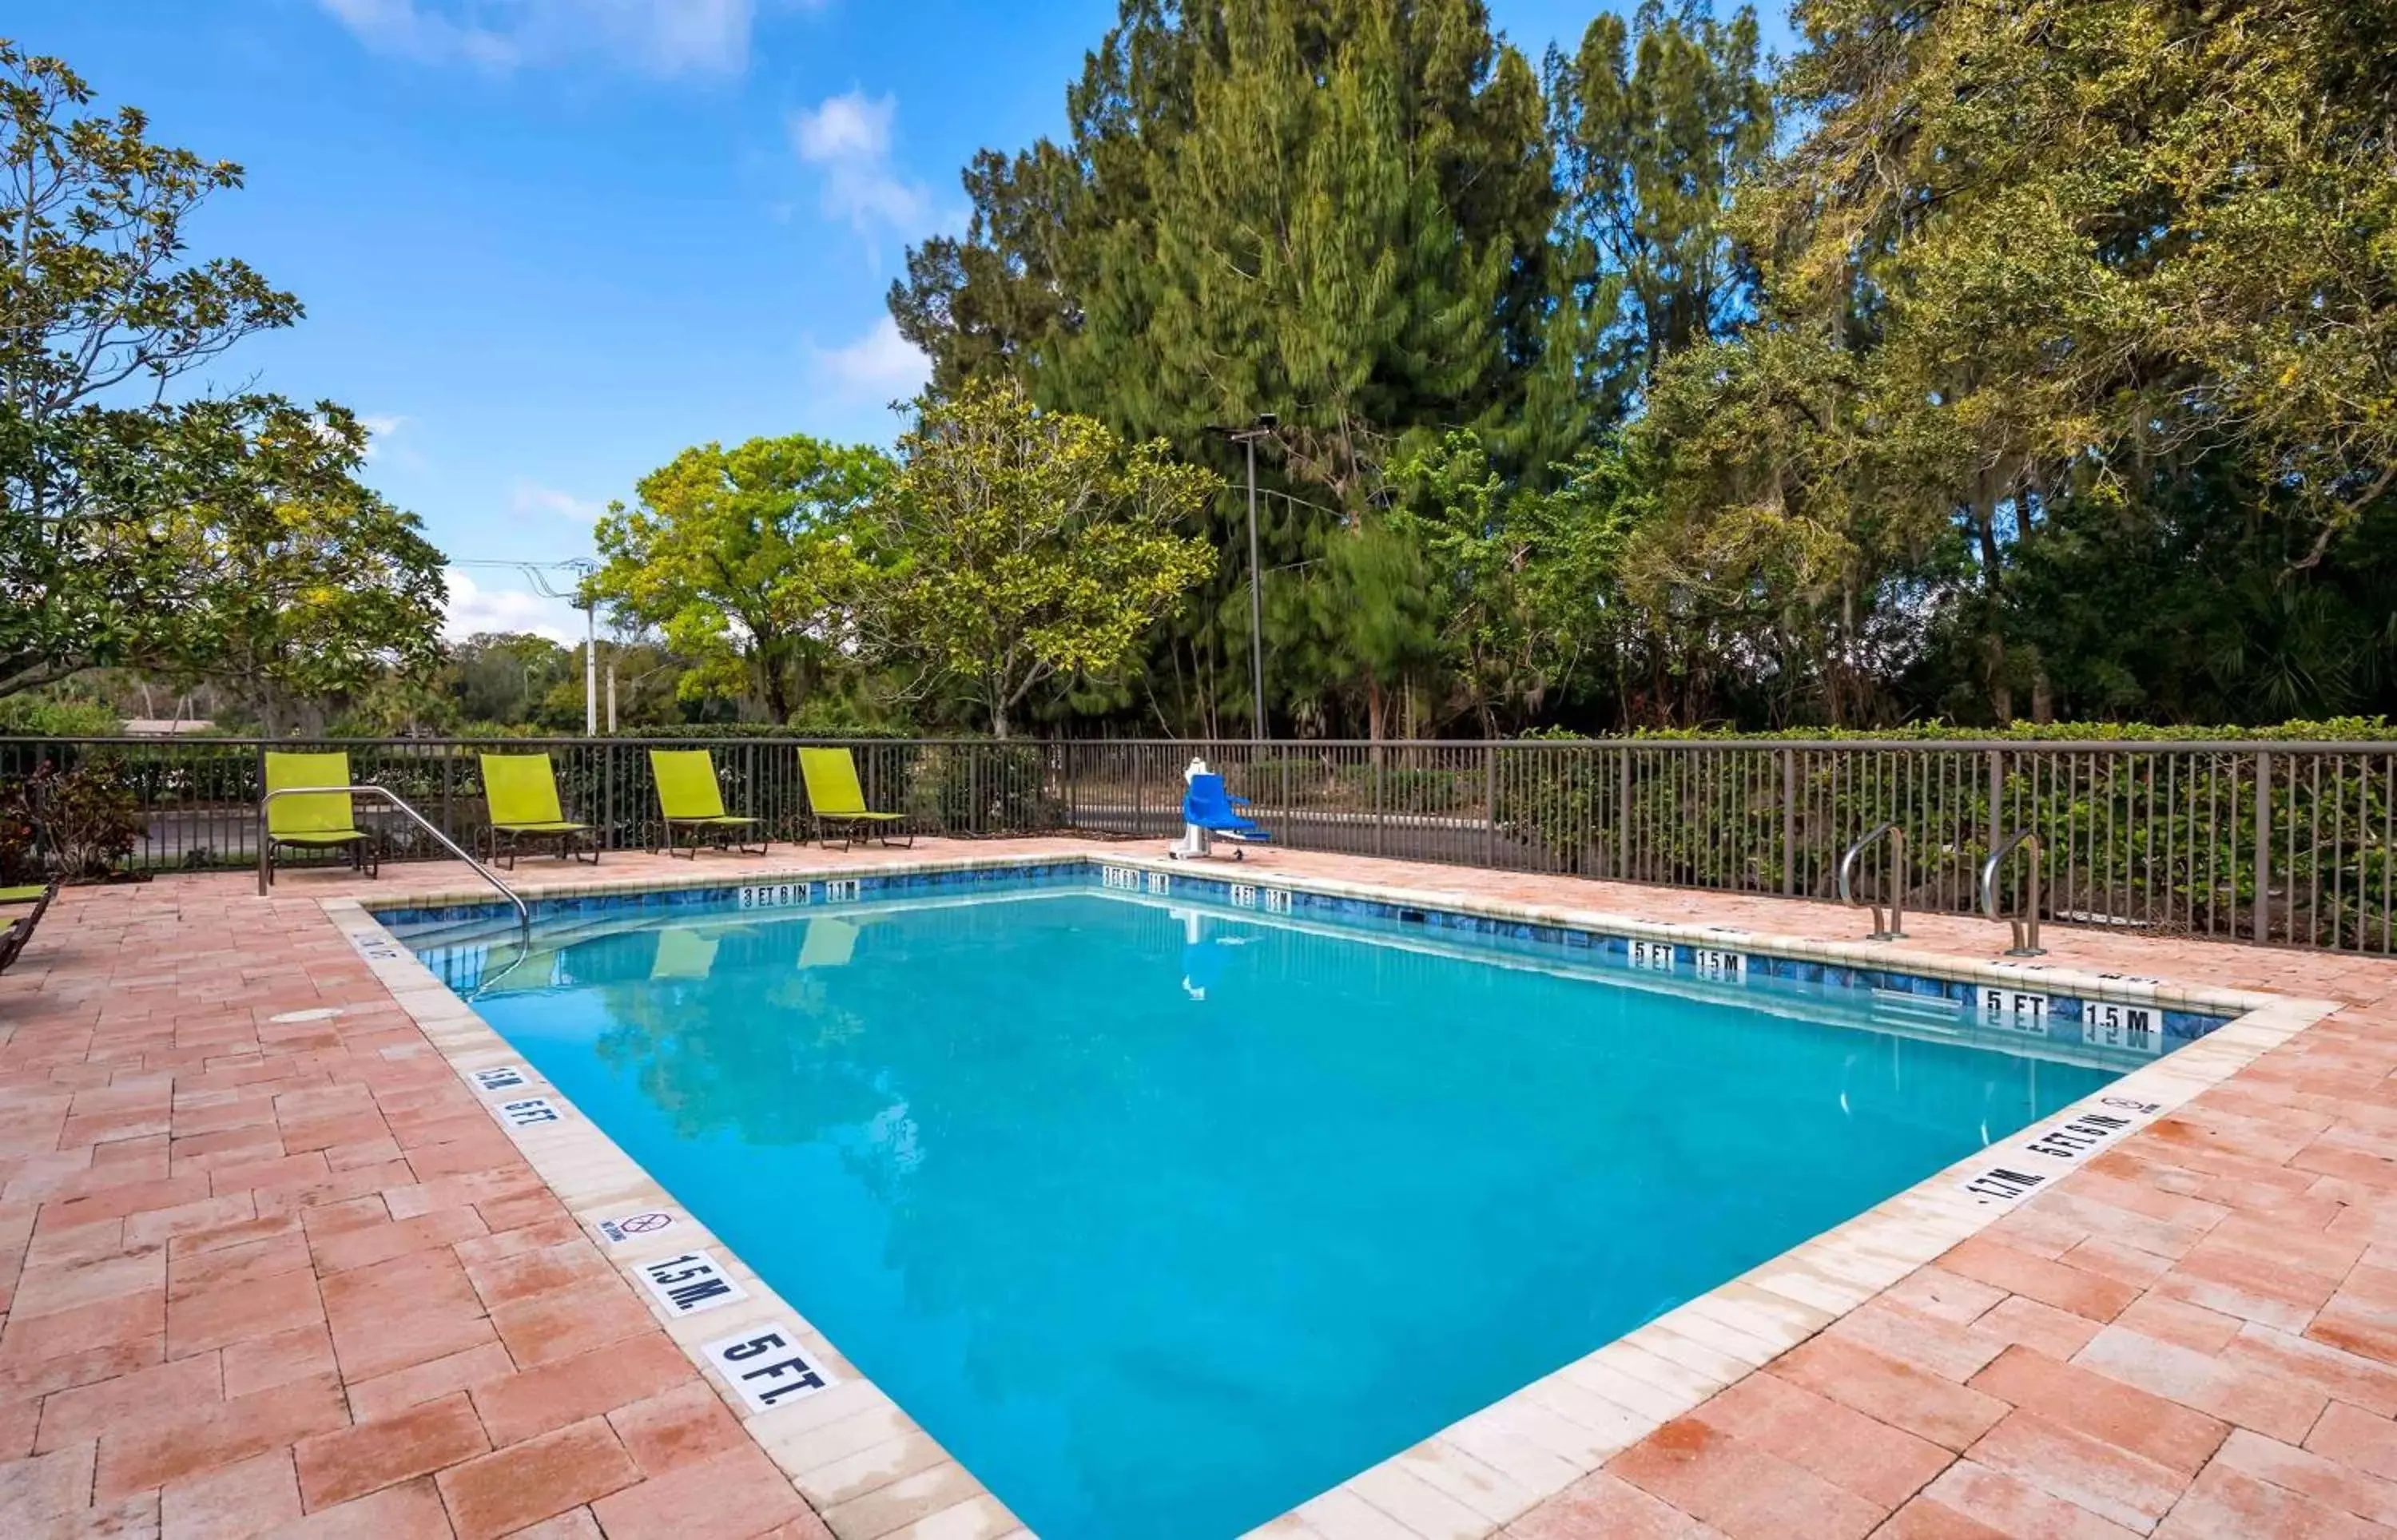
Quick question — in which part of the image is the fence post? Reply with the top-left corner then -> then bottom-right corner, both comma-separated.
1280,749 -> 1290,850
1779,748 -> 1796,895
602,743 -> 616,851
2255,749 -> 2272,943
1484,744 -> 1497,867
1373,751 -> 1387,857
1616,745 -> 1632,881
1987,749 -> 2004,862
253,741 -> 268,876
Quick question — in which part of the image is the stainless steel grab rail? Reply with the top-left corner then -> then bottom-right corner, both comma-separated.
1836,820 -> 1907,940
1980,829 -> 2045,956
258,785 -> 530,939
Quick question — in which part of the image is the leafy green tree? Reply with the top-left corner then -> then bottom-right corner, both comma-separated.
1390,431 -> 1652,731
1,40 -> 445,712
445,633 -> 575,727
1632,327 -> 1920,726
0,42 -> 298,455
1640,0 -> 2397,724
5,394 -> 445,725
161,404 -> 446,733
863,379 -> 1220,737
588,435 -> 891,724
592,637 -> 717,732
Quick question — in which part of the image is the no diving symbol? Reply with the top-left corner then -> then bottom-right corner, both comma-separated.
598,1210 -> 676,1245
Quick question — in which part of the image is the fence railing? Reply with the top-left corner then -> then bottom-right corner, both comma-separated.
5,735 -> 2391,953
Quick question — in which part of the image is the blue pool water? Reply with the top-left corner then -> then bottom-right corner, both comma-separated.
415,886 -> 2122,1538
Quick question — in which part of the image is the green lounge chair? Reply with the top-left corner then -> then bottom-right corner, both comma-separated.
650,749 -> 767,858
650,927 -> 719,979
798,747 -> 911,851
0,882 -> 58,975
479,752 -> 596,871
797,916 -> 858,970
264,752 -> 379,881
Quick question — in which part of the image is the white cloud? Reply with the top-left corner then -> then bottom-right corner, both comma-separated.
509,481 -> 605,526
358,414 -> 408,460
790,89 -> 932,245
443,569 -> 586,644
808,316 -> 928,404
317,0 -> 762,77
793,89 -> 889,161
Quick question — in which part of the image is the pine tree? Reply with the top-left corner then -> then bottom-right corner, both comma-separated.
1546,2 -> 1773,406
889,0 -> 1552,737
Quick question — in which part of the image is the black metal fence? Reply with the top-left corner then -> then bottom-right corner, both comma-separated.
6,735 -> 2390,953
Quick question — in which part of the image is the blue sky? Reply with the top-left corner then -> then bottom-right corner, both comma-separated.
13,0 -> 1780,641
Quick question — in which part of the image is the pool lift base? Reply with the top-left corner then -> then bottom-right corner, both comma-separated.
1165,834 -> 1246,863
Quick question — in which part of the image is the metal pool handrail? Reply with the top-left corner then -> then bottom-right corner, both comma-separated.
258,784 -> 531,939
1837,821 -> 1907,940
1980,829 -> 2045,956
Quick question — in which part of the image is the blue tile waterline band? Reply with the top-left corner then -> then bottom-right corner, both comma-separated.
372,855 -> 2236,1056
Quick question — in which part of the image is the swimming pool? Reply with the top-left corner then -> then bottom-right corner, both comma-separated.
390,865 -> 2219,1538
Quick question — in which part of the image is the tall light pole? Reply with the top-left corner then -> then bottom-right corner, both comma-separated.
583,597 -> 597,736
1214,414 -> 1275,742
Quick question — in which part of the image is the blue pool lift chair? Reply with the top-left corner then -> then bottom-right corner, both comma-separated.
1168,772 -> 1270,862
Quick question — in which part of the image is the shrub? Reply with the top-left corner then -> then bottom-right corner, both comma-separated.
0,777 -> 38,883
27,759 -> 143,881
906,742 -> 1061,834
0,697 -> 124,736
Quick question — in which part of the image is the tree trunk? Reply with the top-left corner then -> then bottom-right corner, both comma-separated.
1970,486 -> 2009,724
757,643 -> 794,726
1984,632 -> 2013,724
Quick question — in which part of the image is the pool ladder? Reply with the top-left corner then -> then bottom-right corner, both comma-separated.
1837,821 -> 1906,941
257,784 -> 531,940
1980,829 -> 2046,956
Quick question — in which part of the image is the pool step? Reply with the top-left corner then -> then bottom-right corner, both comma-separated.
1870,987 -> 1965,1026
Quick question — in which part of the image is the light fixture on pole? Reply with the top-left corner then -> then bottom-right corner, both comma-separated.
1208,413 -> 1275,742
451,558 -> 602,736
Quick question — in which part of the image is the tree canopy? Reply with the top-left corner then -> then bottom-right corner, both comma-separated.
1634,0 -> 2397,725
865,379 -> 1221,737
587,435 -> 891,724
872,0 -> 2397,736
14,4 -> 2397,743
0,39 -> 446,723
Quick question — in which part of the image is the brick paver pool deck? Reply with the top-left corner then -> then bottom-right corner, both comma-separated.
4,837 -> 2395,1538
